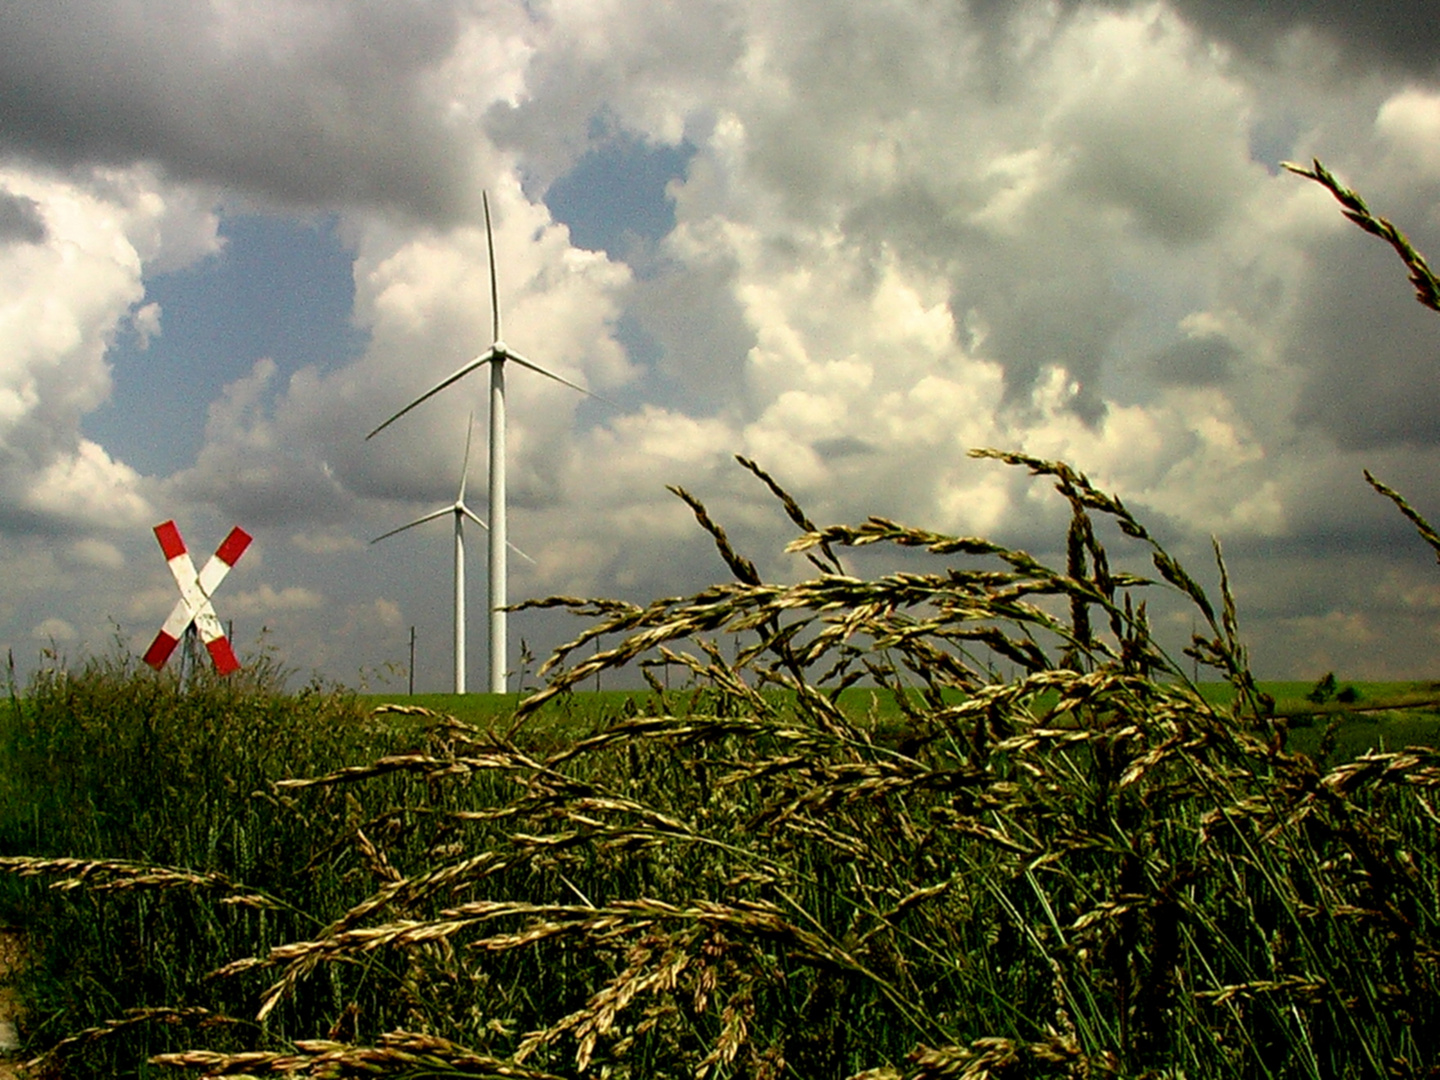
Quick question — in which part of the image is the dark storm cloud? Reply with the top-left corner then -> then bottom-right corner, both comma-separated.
0,1 -> 476,221
0,190 -> 46,244
1165,0 -> 1440,77
957,254 -> 1130,424
1149,337 -> 1237,386
812,435 -> 875,460
1290,241 -> 1440,449
968,1 -> 1440,77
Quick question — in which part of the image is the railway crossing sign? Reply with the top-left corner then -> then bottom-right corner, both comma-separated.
142,520 -> 252,675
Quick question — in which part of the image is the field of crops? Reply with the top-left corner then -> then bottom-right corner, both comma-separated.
3,448 -> 1440,1079
359,681 -> 1440,763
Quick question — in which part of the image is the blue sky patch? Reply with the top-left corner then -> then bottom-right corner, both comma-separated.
545,132 -> 695,261
85,214 -> 366,477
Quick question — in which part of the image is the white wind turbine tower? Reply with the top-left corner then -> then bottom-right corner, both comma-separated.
371,415 -> 532,694
368,191 -> 603,693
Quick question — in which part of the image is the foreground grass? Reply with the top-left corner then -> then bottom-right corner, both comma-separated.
4,452 -> 1440,1078
0,658 -> 422,1073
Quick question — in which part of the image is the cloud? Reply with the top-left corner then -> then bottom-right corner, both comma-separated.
474,0 -> 1440,685
225,584 -> 325,618
166,357 -> 356,527
31,617 -> 77,643
343,597 -> 403,632
969,1 -> 1440,79
64,539 -> 125,571
0,190 -> 45,244
0,165 -> 221,536
129,302 -> 162,351
1148,337 -> 1238,387
21,441 -> 153,531
0,0 -> 496,222
1278,93 -> 1440,451
1161,0 -> 1440,77
484,0 -> 744,187
290,529 -> 365,556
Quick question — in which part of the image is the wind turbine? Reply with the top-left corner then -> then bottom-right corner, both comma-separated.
371,415 -> 532,694
367,191 -> 604,693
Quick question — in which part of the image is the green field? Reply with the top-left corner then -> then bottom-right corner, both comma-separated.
363,679 -> 1440,763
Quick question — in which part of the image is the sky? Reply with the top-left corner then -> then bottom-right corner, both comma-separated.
3,0 -> 1440,692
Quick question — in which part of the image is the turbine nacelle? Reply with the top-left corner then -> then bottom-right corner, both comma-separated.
365,346 -> 608,441
369,502 -> 489,544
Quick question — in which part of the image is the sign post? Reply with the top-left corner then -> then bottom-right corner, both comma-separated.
143,521 -> 251,675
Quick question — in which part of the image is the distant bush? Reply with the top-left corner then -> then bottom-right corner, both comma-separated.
1306,672 -> 1338,704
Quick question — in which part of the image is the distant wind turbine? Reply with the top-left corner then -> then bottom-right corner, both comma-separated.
371,414 -> 532,694
368,191 -> 607,693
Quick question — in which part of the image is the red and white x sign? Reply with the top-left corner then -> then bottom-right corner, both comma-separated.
142,520 -> 252,675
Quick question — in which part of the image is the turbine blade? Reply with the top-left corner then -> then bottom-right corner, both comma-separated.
371,505 -> 452,543
460,505 -> 536,563
505,349 -> 618,407
367,351 -> 496,439
484,191 -> 500,344
458,411 -> 476,501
